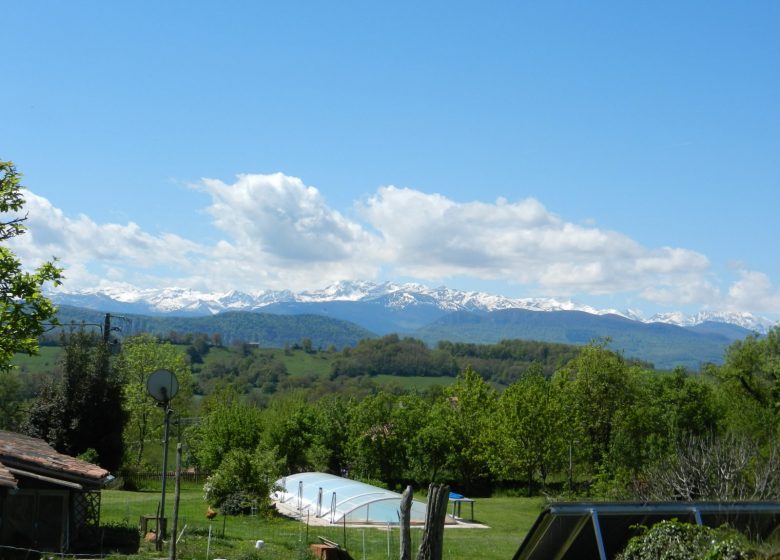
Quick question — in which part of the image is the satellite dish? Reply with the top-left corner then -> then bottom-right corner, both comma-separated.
147,369 -> 179,403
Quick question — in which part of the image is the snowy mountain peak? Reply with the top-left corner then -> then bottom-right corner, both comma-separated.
650,310 -> 774,333
49,281 -> 777,333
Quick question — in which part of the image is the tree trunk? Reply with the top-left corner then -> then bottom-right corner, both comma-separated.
416,483 -> 449,560
400,485 -> 413,560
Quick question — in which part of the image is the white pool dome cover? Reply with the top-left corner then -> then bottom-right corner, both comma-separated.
272,472 -> 428,525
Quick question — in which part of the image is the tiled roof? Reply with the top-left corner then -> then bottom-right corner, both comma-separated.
0,430 -> 111,489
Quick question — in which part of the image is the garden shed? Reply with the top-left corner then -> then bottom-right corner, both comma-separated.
0,430 -> 114,554
273,472 -> 433,525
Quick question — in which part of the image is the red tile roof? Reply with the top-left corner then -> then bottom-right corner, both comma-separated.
0,430 -> 111,489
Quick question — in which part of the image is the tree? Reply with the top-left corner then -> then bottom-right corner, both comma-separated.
558,342 -> 638,468
190,386 -> 265,472
347,391 -> 409,486
404,395 -> 454,483
444,368 -> 498,492
618,519 -> 752,560
0,160 -> 62,371
203,446 -> 282,513
0,369 -> 25,430
494,368 -> 568,493
112,334 -> 193,467
262,392 -> 317,473
718,327 -> 780,428
25,330 -> 126,471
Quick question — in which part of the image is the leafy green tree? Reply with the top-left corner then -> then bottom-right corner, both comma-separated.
558,342 -> 638,468
493,367 -> 568,493
0,161 -> 62,371
445,367 -> 498,492
0,369 -> 25,430
26,330 -> 126,470
262,392 -> 317,473
404,395 -> 454,483
112,334 -> 192,466
347,391 -> 408,486
203,446 -> 282,513
717,327 -> 780,433
191,386 -> 265,472
308,395 -> 352,474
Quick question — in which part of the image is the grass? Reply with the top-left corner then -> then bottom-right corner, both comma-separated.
270,348 -> 334,378
11,346 -> 62,374
100,483 -> 544,560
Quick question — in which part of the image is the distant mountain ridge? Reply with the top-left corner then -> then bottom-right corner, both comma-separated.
50,280 -> 776,333
52,281 -> 768,369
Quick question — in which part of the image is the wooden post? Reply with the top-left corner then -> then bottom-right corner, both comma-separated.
416,483 -> 449,560
400,485 -> 412,560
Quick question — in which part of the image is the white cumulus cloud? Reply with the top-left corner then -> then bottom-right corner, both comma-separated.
8,174 -> 768,318
724,270 -> 780,315
358,185 -> 713,298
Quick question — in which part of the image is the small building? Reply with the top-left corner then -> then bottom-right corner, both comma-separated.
0,430 -> 113,554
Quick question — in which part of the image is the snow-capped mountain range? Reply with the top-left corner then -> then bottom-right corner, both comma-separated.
49,281 -> 777,334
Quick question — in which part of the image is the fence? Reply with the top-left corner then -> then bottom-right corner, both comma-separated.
123,470 -> 208,487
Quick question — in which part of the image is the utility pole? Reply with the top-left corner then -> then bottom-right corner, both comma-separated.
103,313 -> 111,344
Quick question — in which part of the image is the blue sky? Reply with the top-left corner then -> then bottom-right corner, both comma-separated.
2,1 -> 780,319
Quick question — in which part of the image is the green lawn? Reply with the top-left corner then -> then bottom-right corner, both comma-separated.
100,484 -> 543,560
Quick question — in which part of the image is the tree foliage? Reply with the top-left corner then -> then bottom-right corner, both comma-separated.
719,326 -> 780,424
332,334 -> 458,378
112,334 -> 192,467
25,330 -> 126,470
493,367 -> 569,492
0,369 -> 25,430
618,519 -> 752,560
0,161 -> 62,371
203,446 -> 282,512
191,387 -> 265,472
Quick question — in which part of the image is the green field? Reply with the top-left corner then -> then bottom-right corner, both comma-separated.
268,348 -> 335,378
100,484 -> 543,560
11,346 -> 62,374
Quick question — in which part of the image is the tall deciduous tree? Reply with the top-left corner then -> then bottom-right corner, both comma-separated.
112,334 -> 192,467
0,160 -> 62,371
719,327 -> 780,425
445,367 -> 498,492
347,391 -> 408,485
494,367 -> 568,493
559,342 -> 637,468
191,386 -> 265,472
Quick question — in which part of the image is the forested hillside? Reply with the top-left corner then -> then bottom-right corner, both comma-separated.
415,309 -> 741,369
54,305 -> 374,350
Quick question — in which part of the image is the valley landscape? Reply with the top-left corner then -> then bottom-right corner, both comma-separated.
3,3 -> 780,559
51,281 -> 769,370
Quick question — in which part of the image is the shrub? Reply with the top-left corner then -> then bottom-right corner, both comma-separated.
618,519 -> 753,560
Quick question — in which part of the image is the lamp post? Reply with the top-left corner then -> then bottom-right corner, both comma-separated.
147,369 -> 179,551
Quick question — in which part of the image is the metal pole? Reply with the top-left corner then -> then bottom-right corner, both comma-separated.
169,443 -> 182,560
568,441 -> 573,491
157,405 -> 173,550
